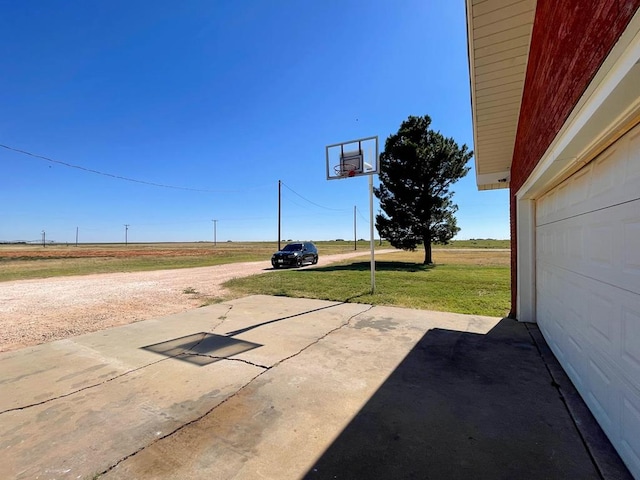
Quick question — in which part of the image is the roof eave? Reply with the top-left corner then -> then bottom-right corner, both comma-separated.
466,0 -> 537,191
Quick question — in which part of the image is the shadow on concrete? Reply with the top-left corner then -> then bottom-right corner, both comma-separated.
224,303 -> 344,337
304,318 -> 628,479
142,332 -> 262,366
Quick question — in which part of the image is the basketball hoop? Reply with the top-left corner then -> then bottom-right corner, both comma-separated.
325,135 -> 379,293
325,135 -> 378,181
333,164 -> 357,178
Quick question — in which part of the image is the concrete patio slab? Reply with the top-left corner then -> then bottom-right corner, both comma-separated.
0,295 -> 630,479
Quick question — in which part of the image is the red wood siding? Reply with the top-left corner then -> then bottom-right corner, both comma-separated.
508,0 -> 640,315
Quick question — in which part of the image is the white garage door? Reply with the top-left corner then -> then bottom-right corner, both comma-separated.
536,123 -> 640,477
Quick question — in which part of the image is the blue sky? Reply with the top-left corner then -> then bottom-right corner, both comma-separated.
1,1 -> 509,244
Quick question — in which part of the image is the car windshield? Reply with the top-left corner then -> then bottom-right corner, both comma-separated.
282,243 -> 303,252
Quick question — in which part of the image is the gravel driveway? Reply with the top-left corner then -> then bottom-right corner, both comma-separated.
0,250 -> 394,352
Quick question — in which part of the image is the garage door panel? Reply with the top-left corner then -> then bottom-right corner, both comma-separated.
586,221 -> 614,267
626,127 -> 640,180
567,224 -> 584,260
537,129 -> 638,226
586,202 -> 639,292
623,219 -> 640,274
586,356 -> 617,434
539,272 -> 640,473
535,124 -> 640,477
587,290 -> 617,347
566,334 -> 586,381
570,168 -> 591,206
537,200 -> 640,296
583,346 -> 640,475
621,395 -> 640,472
589,148 -> 618,198
622,306 -> 640,375
540,264 -> 640,379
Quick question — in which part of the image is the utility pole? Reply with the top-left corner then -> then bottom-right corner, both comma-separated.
354,206 -> 357,250
75,227 -> 79,247
278,180 -> 281,251
41,230 -> 46,248
124,224 -> 129,246
212,219 -> 217,246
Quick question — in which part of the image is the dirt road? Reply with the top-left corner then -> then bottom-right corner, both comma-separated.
0,250 -> 394,352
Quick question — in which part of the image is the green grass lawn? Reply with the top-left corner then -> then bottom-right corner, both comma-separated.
224,250 -> 511,317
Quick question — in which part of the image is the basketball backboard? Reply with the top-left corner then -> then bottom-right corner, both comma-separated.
325,136 -> 378,180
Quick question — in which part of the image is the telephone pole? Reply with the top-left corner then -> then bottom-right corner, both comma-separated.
278,180 -> 282,251
212,219 -> 218,246
41,230 -> 46,248
124,224 -> 129,246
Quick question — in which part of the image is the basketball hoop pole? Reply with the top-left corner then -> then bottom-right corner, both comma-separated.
325,135 -> 378,293
369,173 -> 375,294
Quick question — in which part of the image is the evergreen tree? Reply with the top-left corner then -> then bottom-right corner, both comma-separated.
374,115 -> 472,264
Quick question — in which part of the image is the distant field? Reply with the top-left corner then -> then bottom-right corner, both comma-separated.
435,239 -> 510,249
0,241 -> 382,282
0,239 -> 509,282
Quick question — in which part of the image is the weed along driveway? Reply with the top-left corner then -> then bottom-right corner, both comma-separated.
0,295 -> 608,479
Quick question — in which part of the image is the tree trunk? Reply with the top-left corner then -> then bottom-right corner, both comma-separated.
423,230 -> 433,265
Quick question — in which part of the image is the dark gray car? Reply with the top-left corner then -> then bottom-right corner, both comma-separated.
271,242 -> 318,268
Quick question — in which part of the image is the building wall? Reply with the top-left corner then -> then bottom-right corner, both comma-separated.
508,0 -> 640,314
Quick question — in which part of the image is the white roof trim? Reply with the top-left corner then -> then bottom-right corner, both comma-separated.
466,0 -> 537,191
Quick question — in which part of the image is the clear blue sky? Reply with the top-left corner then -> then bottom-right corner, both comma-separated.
1,1 -> 509,244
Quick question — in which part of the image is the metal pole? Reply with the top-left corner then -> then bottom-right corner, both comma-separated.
42,230 -> 45,248
76,227 -> 79,247
278,180 -> 281,251
124,224 -> 129,246
369,174 -> 375,294
212,219 -> 217,246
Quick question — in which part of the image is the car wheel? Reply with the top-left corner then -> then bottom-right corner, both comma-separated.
312,256 -> 318,265
272,263 -> 280,269
296,257 -> 303,267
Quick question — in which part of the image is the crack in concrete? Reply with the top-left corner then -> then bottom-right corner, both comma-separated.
98,302 -> 374,477
0,346 -> 260,415
273,304 -> 374,368
184,332 -> 208,353
97,366 -> 267,477
181,353 -> 270,370
0,356 -> 173,415
212,303 -> 234,331
184,304 -> 234,353
1,305 -> 240,415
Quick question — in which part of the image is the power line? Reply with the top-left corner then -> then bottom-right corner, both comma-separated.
0,143 -> 271,193
281,194 -> 314,210
280,196 -> 350,219
281,181 -> 349,211
356,206 -> 370,224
